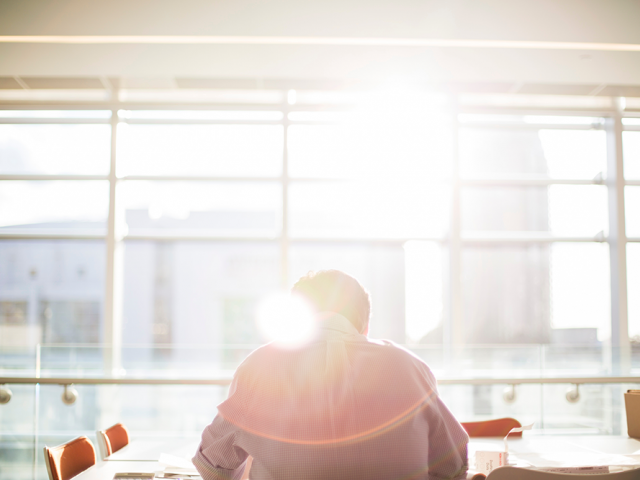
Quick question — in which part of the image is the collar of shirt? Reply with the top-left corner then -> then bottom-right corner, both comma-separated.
315,312 -> 362,337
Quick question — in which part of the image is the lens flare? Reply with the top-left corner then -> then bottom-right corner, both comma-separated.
256,292 -> 317,347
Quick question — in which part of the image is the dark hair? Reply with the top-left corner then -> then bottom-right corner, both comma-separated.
291,270 -> 370,333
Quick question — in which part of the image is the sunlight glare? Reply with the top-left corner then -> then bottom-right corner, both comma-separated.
256,292 -> 317,347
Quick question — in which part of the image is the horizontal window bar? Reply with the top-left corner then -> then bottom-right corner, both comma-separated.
0,229 -> 106,240
2,376 -> 639,386
0,175 -> 355,182
461,232 -> 606,243
0,175 -> 606,187
0,103 -> 626,116
123,233 -> 280,242
458,122 -> 603,131
117,176 -> 443,183
0,232 -> 611,243
0,376 -> 232,386
117,175 -> 283,182
0,174 -> 109,181
458,106 -> 620,118
289,237 -> 442,245
461,177 -> 602,186
0,117 -> 111,124
121,118 -> 284,125
0,103 -> 347,112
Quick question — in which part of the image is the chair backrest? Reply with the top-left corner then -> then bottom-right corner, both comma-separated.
96,422 -> 129,459
487,466 -> 640,480
461,418 -> 523,437
43,436 -> 96,480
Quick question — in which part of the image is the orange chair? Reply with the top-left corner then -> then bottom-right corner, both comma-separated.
96,422 -> 130,459
43,436 -> 96,480
461,417 -> 523,437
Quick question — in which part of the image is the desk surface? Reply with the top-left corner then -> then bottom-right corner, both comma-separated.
107,437 -> 200,462
469,436 -> 640,468
73,461 -> 162,480
79,435 -> 640,479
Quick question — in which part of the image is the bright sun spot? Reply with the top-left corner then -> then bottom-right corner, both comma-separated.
256,292 -> 317,347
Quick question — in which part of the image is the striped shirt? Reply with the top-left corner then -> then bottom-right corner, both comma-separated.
194,313 -> 468,480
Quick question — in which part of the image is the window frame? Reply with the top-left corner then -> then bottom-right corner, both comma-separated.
0,96 -> 637,374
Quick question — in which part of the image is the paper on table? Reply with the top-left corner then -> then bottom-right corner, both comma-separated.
159,453 -> 199,476
504,424 -> 534,453
159,453 -> 194,469
535,466 -> 609,475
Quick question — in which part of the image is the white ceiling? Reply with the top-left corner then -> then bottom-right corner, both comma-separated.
1,0 -> 640,86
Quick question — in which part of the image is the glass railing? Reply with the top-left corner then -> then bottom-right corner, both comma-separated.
4,343 -> 638,379
1,343 -> 639,480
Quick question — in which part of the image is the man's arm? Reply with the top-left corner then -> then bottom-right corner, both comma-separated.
425,395 -> 469,480
414,362 -> 468,480
193,414 -> 250,480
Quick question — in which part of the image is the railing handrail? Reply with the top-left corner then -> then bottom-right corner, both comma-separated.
2,376 -> 640,386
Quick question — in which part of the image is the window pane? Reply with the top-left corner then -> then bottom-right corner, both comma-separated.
404,241 -> 445,343
460,127 -> 606,178
626,186 -> 640,237
289,243 -> 405,342
122,241 -> 280,370
0,124 -> 111,174
118,181 -> 281,237
0,240 -> 105,348
550,243 -> 610,339
0,181 -> 109,231
289,181 -> 449,238
628,244 -> 640,340
461,243 -> 610,344
623,131 -> 640,180
117,124 -> 283,177
461,185 -> 607,235
288,113 -> 452,179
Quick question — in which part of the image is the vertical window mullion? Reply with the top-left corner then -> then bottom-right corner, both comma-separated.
447,95 -> 463,370
104,107 -> 121,374
606,98 -> 630,373
606,98 -> 630,435
281,102 -> 290,288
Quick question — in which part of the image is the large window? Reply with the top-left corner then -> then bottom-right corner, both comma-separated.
0,99 -> 636,372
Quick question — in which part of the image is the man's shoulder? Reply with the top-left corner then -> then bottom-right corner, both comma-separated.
234,338 -> 436,385
233,342 -> 301,375
368,337 -> 427,362
235,342 -> 277,369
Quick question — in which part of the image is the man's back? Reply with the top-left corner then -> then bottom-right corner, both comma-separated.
194,314 -> 468,480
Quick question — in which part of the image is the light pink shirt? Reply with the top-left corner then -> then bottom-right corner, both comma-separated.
194,313 -> 468,480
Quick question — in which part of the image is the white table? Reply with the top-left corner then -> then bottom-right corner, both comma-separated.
73,461 -> 163,480
107,437 -> 201,462
469,435 -> 640,469
75,435 -> 640,479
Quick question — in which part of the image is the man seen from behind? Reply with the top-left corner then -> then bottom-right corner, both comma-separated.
194,269 -> 469,480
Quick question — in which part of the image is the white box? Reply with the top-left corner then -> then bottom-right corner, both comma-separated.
475,451 -> 508,475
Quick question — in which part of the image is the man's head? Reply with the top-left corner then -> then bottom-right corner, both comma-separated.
291,270 -> 371,334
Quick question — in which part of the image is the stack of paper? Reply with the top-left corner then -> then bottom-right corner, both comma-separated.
158,453 -> 201,477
